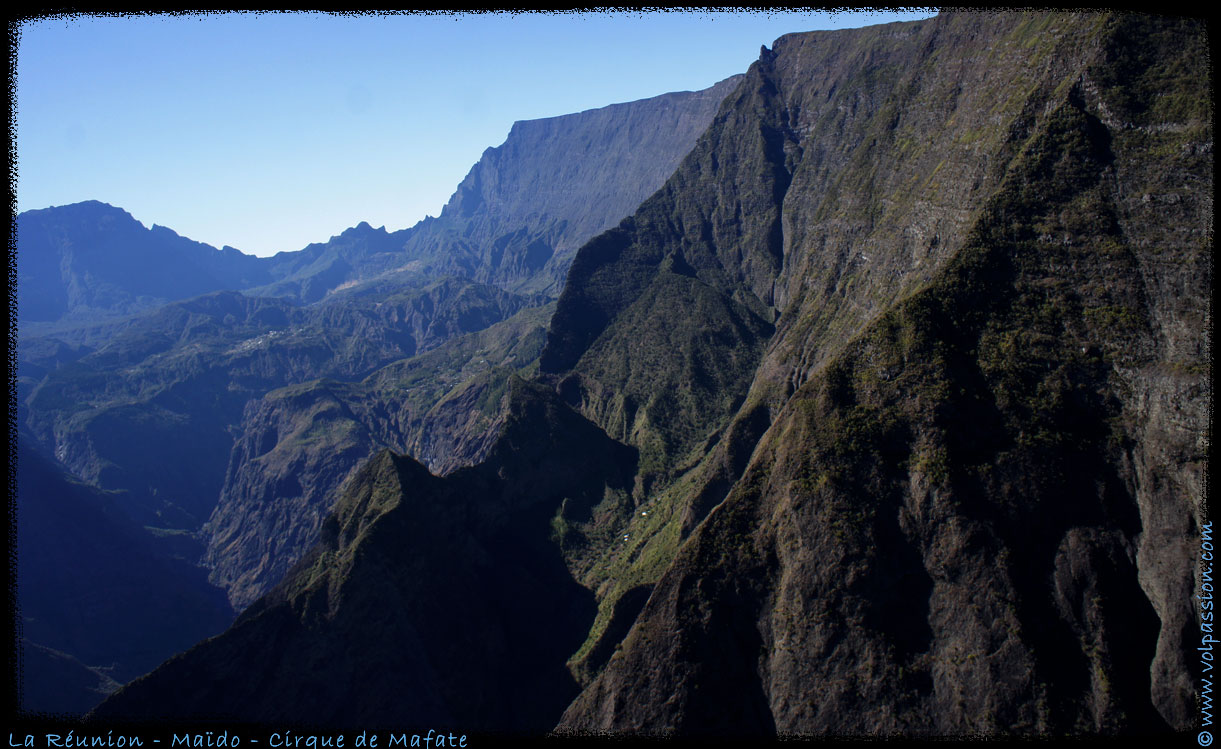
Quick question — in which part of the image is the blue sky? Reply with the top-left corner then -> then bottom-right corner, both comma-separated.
15,9 -> 936,257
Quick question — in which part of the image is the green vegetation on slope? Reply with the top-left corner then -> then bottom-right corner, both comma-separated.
560,13 -> 1209,734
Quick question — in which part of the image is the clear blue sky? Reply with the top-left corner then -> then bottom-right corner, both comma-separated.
15,9 -> 936,257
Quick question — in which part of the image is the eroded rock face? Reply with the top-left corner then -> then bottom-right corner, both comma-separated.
171,79 -> 740,608
95,380 -> 638,730
398,75 -> 744,296
92,11 -> 1209,738
557,12 -> 1210,735
204,305 -> 551,610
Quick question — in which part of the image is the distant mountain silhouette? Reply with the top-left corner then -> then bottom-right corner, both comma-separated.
16,200 -> 272,327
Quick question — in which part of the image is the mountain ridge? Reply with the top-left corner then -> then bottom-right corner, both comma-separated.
15,74 -> 745,716
555,11 -> 1210,733
92,11 -> 1210,735
17,75 -> 743,329
93,378 -> 638,729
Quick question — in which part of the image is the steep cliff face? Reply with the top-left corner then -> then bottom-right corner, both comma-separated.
556,12 -> 1210,734
538,13 -> 1144,677
91,11 -> 1209,738
396,76 -> 743,295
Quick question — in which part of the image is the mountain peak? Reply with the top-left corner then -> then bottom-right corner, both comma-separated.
22,199 -> 138,224
338,220 -> 383,239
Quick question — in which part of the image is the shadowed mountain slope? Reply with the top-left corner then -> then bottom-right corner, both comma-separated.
93,380 -> 637,730
16,75 -> 742,719
556,12 -> 1210,734
90,11 -> 1209,738
15,442 -> 233,714
203,303 -> 553,609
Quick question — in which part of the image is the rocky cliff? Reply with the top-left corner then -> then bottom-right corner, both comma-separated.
393,75 -> 743,296
553,12 -> 1210,734
92,11 -> 1210,737
203,304 -> 551,609
16,74 -> 742,717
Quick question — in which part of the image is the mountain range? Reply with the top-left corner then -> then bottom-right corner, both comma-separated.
14,75 -> 739,714
14,10 -> 1212,739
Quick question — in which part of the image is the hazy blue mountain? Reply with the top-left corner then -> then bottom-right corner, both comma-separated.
16,200 -> 272,330
16,78 -> 741,333
243,221 -> 419,304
